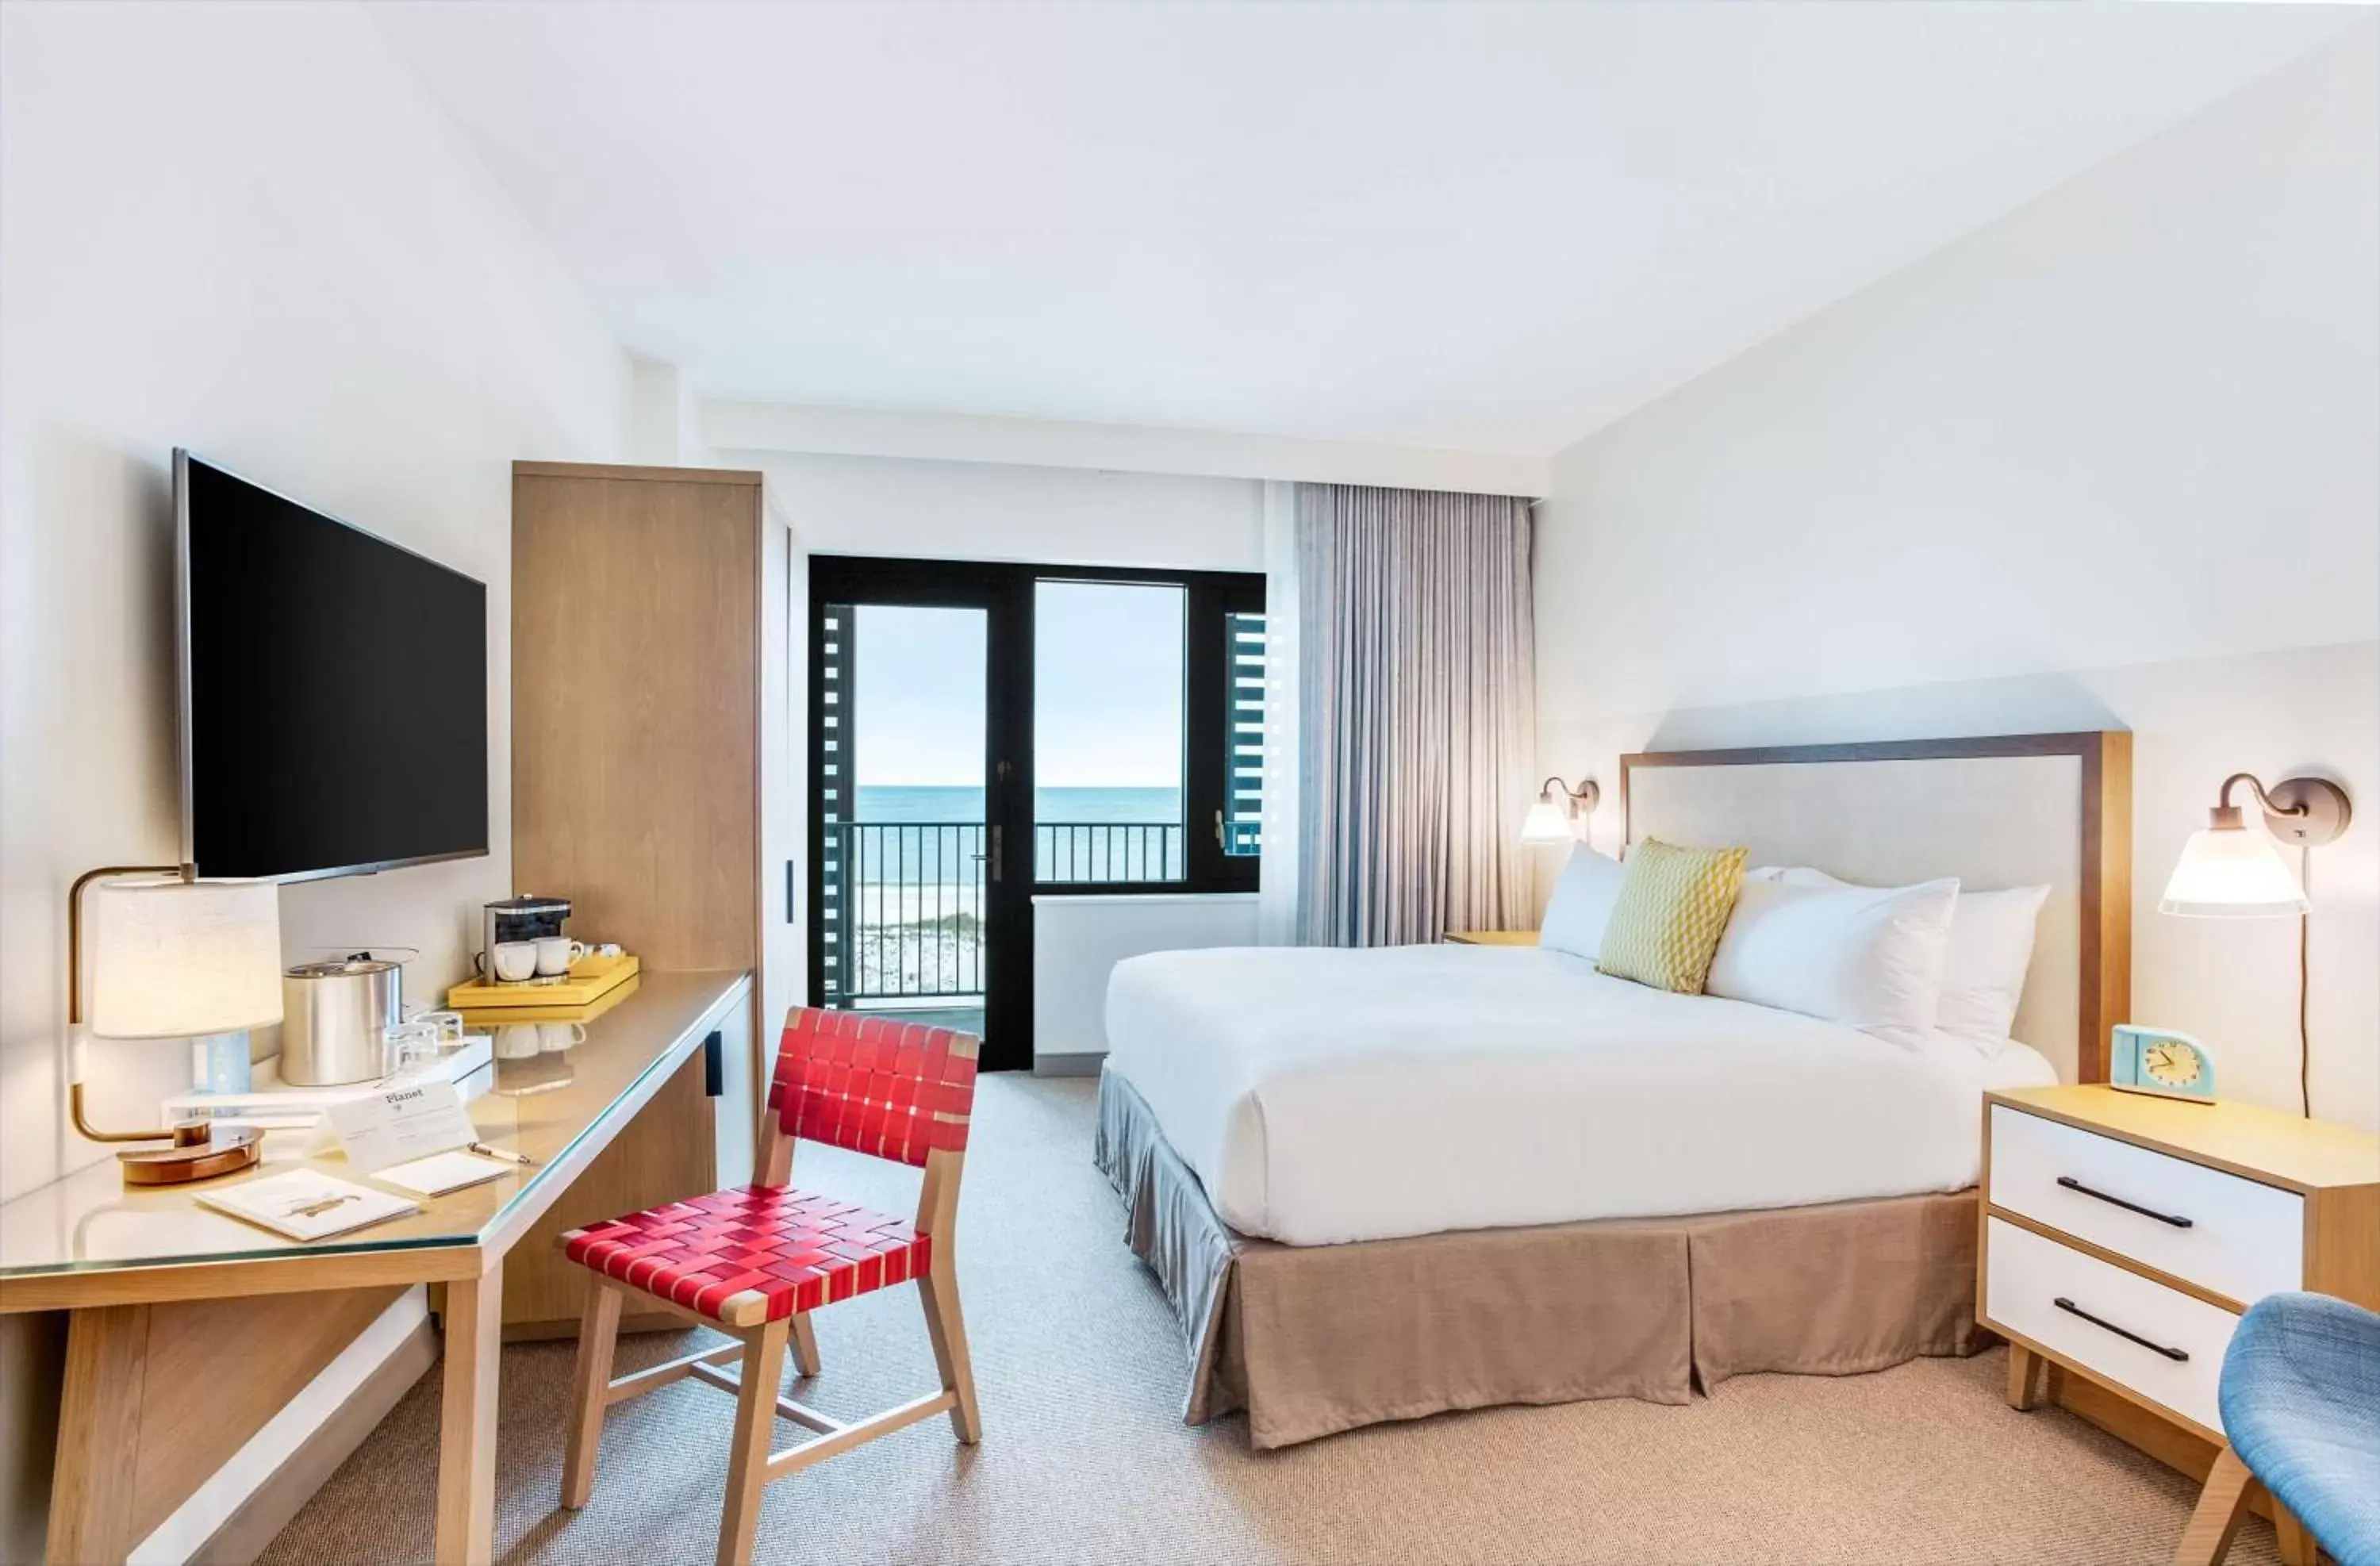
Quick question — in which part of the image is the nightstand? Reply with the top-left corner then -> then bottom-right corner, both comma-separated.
1443,930 -> 1539,946
1980,1085 -> 2379,1549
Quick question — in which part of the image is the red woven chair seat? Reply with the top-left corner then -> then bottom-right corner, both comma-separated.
564,1184 -> 927,1324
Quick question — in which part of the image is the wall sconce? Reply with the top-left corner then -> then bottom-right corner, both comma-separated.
2158,771 -> 2351,1115
1520,776 -> 1601,846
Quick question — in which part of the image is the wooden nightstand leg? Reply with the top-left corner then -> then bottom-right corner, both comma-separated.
2175,1447 -> 2255,1566
2272,1501 -> 2319,1566
2006,1343 -> 2047,1411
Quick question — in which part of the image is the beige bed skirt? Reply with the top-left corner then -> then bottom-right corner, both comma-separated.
1094,1069 -> 1985,1449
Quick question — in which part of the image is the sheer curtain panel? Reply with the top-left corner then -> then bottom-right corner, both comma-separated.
1296,483 -> 1536,946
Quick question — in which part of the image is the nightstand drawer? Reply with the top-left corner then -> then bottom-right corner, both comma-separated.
1986,1218 -> 2239,1436
1987,1105 -> 2302,1304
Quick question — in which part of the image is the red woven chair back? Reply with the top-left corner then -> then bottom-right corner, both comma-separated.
766,1008 -> 977,1169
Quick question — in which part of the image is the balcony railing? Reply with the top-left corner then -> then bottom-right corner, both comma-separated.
1036,821 -> 1183,884
826,822 -> 988,1004
823,819 -> 1213,1004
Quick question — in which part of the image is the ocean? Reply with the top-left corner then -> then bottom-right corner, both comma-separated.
854,785 -> 1180,823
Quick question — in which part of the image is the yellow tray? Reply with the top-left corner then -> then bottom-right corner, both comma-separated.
446,954 -> 639,1011
454,973 -> 640,1027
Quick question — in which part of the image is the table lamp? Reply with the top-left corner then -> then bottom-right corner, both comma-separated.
71,867 -> 282,1184
2158,770 -> 2351,1115
1521,776 -> 1600,845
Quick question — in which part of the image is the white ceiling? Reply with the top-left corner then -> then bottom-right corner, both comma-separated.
375,2 -> 2363,456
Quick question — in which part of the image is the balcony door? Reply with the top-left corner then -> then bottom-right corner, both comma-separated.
808,555 -> 1263,1072
809,558 -> 1032,1069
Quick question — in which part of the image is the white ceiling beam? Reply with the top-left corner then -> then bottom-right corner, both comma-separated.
702,399 -> 1549,498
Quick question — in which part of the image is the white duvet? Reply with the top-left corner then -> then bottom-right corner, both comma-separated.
1103,943 -> 2056,1246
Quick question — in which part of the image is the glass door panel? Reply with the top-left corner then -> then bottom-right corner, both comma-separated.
835,605 -> 987,1011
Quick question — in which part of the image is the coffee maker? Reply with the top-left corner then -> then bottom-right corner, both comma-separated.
479,895 -> 571,974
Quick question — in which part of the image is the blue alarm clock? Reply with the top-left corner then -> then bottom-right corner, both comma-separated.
2109,1024 -> 2217,1103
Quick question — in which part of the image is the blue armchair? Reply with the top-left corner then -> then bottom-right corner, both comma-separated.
2175,1292 -> 2380,1566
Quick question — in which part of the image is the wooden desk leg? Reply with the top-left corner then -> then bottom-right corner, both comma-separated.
46,1303 -> 151,1566
2006,1343 -> 2046,1411
436,1263 -> 503,1565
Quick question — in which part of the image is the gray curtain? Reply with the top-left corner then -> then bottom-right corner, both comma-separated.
1296,483 -> 1536,946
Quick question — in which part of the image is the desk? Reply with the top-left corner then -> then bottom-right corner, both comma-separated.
0,968 -> 753,1565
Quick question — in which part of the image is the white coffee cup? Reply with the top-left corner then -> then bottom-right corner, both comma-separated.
494,1023 -> 543,1060
539,1022 -> 587,1052
532,936 -> 582,977
491,942 -> 539,983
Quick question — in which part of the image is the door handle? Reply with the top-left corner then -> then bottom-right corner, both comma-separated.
988,824 -> 1004,882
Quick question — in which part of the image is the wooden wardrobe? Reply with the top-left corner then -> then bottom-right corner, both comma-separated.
509,460 -> 799,1271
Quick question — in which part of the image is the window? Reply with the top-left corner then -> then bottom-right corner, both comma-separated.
1034,580 -> 1187,883
1031,568 -> 1262,893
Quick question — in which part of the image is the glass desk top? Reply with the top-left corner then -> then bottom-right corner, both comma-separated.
0,969 -> 750,1284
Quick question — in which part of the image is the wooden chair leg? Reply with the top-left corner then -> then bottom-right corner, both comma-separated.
790,1312 -> 821,1379
2175,1446 -> 2257,1566
559,1280 -> 624,1509
2006,1343 -> 2046,1411
715,1320 -> 789,1566
917,1261 -> 981,1444
2273,1502 -> 2320,1566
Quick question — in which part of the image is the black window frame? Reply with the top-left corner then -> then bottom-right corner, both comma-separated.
1026,562 -> 1264,898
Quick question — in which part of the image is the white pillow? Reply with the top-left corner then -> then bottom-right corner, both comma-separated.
1705,875 -> 1960,1048
1539,846 -> 1626,961
1777,869 -> 2048,1050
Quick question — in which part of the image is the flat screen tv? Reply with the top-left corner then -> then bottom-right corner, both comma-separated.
177,450 -> 489,881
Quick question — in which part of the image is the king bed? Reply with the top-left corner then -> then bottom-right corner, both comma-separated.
1095,732 -> 2131,1448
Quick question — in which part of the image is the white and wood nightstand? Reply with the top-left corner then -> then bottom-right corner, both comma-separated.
1980,1085 -> 2379,1547
1443,930 -> 1539,946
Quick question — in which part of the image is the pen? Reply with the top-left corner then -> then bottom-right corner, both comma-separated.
469,1142 -> 536,1165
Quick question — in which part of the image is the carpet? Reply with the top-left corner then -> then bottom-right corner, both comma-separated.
261,1075 -> 2279,1565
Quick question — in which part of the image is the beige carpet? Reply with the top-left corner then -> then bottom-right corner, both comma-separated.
263,1076 -> 2279,1566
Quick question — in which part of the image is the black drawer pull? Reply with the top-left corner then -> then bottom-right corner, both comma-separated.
2057,1176 -> 2193,1229
2053,1296 -> 2190,1361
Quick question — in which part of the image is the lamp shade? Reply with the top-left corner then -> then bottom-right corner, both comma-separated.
1520,797 -> 1574,846
2159,827 -> 2308,918
88,878 -> 282,1038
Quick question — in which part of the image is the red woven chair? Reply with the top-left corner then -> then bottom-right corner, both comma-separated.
557,1008 -> 982,1566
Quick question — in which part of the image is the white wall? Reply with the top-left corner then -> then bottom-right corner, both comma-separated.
1033,893 -> 1260,1064
1534,26 -> 2380,1129
0,2 -> 631,1556
735,451 -> 1265,573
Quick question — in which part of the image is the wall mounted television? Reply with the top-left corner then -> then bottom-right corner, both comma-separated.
176,450 -> 489,881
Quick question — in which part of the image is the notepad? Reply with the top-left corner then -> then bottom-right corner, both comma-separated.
374,1150 -> 516,1198
196,1169 -> 418,1242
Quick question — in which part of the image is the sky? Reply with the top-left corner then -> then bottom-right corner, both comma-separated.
851,582 -> 1185,789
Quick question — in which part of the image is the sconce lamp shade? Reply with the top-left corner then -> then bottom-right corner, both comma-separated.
2158,827 -> 2308,918
1520,798 -> 1575,846
88,879 -> 282,1038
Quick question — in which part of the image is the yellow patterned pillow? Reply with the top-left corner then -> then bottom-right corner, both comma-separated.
1595,839 -> 1751,994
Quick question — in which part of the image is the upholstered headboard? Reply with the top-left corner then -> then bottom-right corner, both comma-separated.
1620,733 -> 2130,1083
